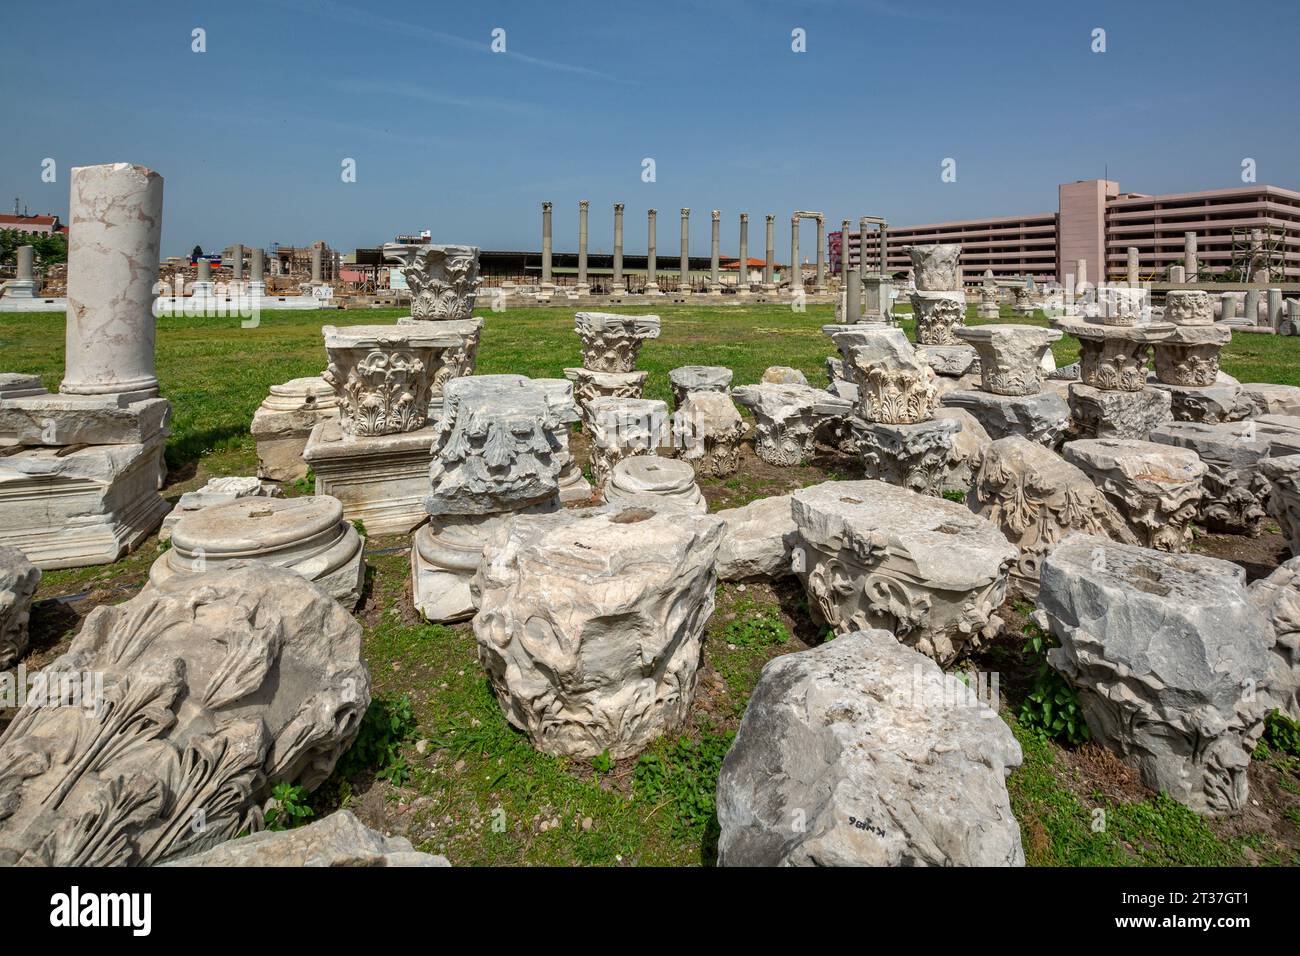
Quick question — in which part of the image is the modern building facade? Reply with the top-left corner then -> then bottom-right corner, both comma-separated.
831,179 -> 1300,285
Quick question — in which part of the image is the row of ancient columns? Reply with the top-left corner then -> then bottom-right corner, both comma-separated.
540,202 -> 814,294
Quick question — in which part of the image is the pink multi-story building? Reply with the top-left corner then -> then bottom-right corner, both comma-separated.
832,179 -> 1300,285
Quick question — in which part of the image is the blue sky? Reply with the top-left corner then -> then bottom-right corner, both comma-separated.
3,0 -> 1298,257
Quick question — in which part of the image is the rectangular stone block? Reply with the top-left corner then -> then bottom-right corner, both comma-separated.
302,421 -> 437,534
0,394 -> 170,446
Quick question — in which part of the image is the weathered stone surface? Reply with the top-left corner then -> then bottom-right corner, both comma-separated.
971,436 -> 1134,595
474,501 -> 723,759
0,546 -> 40,667
673,391 -> 746,477
167,810 -> 449,867
933,406 -> 991,493
1152,324 -> 1232,387
943,388 -> 1069,447
791,480 -> 1015,665
955,324 -> 1062,396
1260,454 -> 1300,556
532,378 -> 589,504
715,494 -> 796,581
1054,319 -> 1173,392
716,629 -> 1024,866
906,243 -> 962,291
910,291 -> 967,345
160,475 -> 276,541
0,373 -> 46,400
1241,383 -> 1300,417
302,421 -> 436,534
1068,382 -> 1172,440
760,365 -> 808,386
915,344 -> 978,377
1038,534 -> 1273,815
575,312 -> 660,373
846,329 -> 939,424
563,367 -> 648,422
733,383 -> 820,466
1062,439 -> 1206,552
1149,421 -> 1272,535
852,416 -> 963,497
0,394 -> 171,446
669,365 -> 732,407
1147,379 -> 1250,424
251,376 -> 340,482
0,436 -> 169,569
603,455 -> 705,513
586,396 -> 671,486
1164,290 -> 1214,326
1247,559 -> 1300,721
149,495 -> 366,607
0,568 -> 370,865
388,243 -> 480,320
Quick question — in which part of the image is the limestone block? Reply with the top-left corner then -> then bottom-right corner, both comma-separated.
955,324 -> 1062,396
1260,454 -> 1300,555
1164,290 -> 1214,326
905,243 -> 963,291
586,396 -> 671,486
942,388 -> 1069,447
1147,380 -> 1250,424
0,567 -> 370,865
933,405 -> 992,493
760,366 -> 808,386
1068,382 -> 1172,440
1055,319 -> 1173,392
167,810 -> 449,867
473,501 -> 723,759
1149,421 -> 1272,535
915,343 -> 978,377
0,436 -> 169,569
846,328 -> 939,424
1062,438 -> 1206,552
1247,559 -> 1300,721
575,312 -> 660,372
852,416 -> 963,497
603,455 -> 705,514
160,475 -> 277,541
669,365 -> 732,407
673,391 -> 746,477
733,383 -> 821,466
563,367 -> 648,421
791,480 -> 1016,664
0,394 -> 170,446
0,373 -> 46,400
1152,325 -> 1231,387
250,376 -> 340,483
1038,534 -> 1273,815
716,629 -> 1024,866
970,436 -> 1134,596
302,421 -> 436,534
0,546 -> 41,667
715,494 -> 797,581
149,495 -> 365,608
1241,383 -> 1300,417
388,243 -> 481,320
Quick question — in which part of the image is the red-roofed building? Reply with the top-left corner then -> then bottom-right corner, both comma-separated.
0,213 -> 65,236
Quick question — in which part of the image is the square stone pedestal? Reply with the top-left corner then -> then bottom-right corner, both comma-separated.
0,436 -> 169,568
942,389 -> 1069,447
302,421 -> 436,534
1067,383 -> 1171,440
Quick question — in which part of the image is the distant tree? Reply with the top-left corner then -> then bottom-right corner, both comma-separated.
0,229 -> 67,267
191,245 -> 203,261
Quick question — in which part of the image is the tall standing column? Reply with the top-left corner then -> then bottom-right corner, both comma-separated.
311,244 -> 323,284
1127,246 -> 1140,285
646,209 -> 660,294
814,215 -> 826,293
577,200 -> 589,294
61,162 -> 162,397
11,244 -> 35,297
612,203 -> 625,294
1184,231 -> 1198,282
1268,288 -> 1284,331
541,201 -> 554,288
839,219 -> 851,276
737,213 -> 749,293
680,208 -> 691,294
230,243 -> 244,282
709,210 -> 722,293
878,225 -> 889,275
249,246 -> 266,298
790,215 -> 800,296
763,214 -> 775,290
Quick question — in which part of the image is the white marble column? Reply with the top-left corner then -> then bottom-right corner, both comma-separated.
311,244 -> 323,283
612,203 -> 625,294
764,215 -> 775,290
814,215 -> 826,293
790,215 -> 800,296
249,246 -> 266,297
737,213 -> 749,293
193,257 -> 214,298
1184,232 -> 1198,282
9,244 -> 35,296
541,201 -> 554,288
230,243 -> 244,282
577,200 -> 589,293
1127,246 -> 1140,285
680,208 -> 690,294
61,162 -> 162,398
646,209 -> 660,294
709,210 -> 721,293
